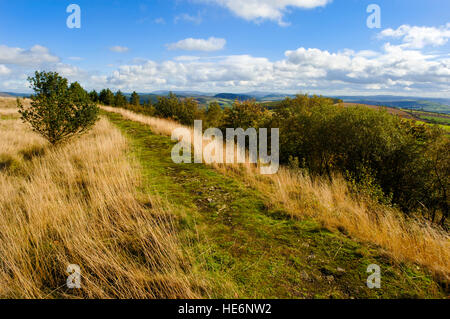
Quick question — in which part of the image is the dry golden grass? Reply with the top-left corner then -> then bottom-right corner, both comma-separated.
0,115 -> 203,298
0,97 -> 30,109
0,97 -> 26,117
0,97 -> 30,117
0,108 -> 19,116
102,106 -> 450,282
102,106 -> 181,136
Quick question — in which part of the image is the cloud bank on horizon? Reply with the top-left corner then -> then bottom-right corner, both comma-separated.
0,0 -> 449,97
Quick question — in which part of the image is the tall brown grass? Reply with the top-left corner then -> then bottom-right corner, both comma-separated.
0,97 -> 29,109
0,115 -> 203,298
0,97 -> 29,116
102,106 -> 450,282
0,108 -> 19,116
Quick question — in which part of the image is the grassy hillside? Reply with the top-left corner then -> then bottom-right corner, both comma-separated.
1,99 -> 447,298
104,111 -> 446,298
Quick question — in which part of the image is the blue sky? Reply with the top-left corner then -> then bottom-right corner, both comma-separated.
0,0 -> 449,97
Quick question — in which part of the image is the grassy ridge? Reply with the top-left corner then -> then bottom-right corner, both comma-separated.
1,101 -> 446,298
105,110 -> 446,298
103,106 -> 450,280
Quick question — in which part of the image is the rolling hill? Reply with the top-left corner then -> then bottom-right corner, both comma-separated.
336,95 -> 450,114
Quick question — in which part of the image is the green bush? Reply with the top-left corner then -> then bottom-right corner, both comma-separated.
205,102 -> 223,128
269,95 -> 448,224
18,71 -> 99,145
221,99 -> 270,130
155,93 -> 203,126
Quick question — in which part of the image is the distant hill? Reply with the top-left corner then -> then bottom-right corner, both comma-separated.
0,92 -> 30,98
123,93 -> 159,104
261,93 -> 294,100
152,90 -> 215,97
214,93 -> 253,101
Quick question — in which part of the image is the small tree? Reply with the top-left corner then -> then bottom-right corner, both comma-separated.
130,91 -> 140,106
206,102 -> 223,128
18,71 -> 99,145
99,88 -> 115,105
89,90 -> 99,103
114,90 -> 127,107
222,99 -> 268,129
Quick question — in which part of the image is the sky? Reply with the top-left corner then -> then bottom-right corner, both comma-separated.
0,0 -> 449,97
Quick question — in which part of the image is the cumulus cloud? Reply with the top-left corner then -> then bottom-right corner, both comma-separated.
0,44 -> 91,91
202,0 -> 332,25
283,45 -> 450,86
100,35 -> 450,96
109,46 -> 129,53
379,23 -> 450,49
167,37 -> 226,51
1,26 -> 449,97
54,63 -> 86,78
0,65 -> 11,76
0,44 -> 59,66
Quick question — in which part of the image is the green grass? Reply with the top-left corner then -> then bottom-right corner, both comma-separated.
403,109 -> 450,131
413,119 -> 450,133
420,115 -> 450,125
438,124 -> 450,133
104,111 -> 446,299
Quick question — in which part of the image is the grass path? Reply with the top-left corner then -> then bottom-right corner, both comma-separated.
104,111 -> 445,299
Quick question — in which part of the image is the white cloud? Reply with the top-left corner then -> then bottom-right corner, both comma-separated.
0,44 -> 91,91
1,28 -> 449,98
0,65 -> 11,76
109,46 -> 129,53
154,17 -> 166,24
174,12 -> 203,24
167,37 -> 226,52
99,35 -> 450,97
0,44 -> 59,66
379,23 -> 450,49
202,0 -> 332,25
54,63 -> 85,78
